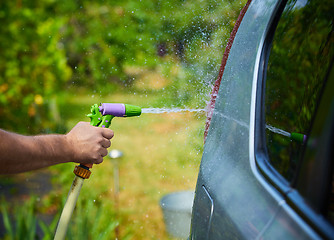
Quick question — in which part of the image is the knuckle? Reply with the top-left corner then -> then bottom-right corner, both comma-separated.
92,154 -> 100,161
93,145 -> 101,152
97,136 -> 104,144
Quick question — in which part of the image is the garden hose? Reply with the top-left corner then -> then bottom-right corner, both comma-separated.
54,103 -> 141,240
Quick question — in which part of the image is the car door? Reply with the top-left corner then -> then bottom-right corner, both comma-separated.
191,0 -> 334,239
191,0 -> 287,239
254,0 -> 334,238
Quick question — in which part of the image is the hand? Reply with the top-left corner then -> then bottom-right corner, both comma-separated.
65,122 -> 114,165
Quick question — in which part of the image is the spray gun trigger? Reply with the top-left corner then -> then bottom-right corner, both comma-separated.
98,115 -> 113,128
87,104 -> 103,126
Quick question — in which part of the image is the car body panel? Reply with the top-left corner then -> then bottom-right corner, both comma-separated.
190,0 -> 326,239
191,0 -> 282,239
260,203 -> 321,239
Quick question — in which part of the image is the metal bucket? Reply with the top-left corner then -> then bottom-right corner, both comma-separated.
160,191 -> 194,239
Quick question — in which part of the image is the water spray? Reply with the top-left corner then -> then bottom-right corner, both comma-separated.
54,103 -> 141,240
141,107 -> 205,114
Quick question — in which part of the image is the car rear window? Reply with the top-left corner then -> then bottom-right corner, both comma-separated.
264,0 -> 334,182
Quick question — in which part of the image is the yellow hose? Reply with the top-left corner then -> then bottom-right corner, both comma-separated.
54,176 -> 85,240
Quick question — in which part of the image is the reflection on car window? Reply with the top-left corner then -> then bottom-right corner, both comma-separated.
265,0 -> 334,182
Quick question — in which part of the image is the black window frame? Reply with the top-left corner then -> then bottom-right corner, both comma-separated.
254,0 -> 334,238
254,0 -> 290,195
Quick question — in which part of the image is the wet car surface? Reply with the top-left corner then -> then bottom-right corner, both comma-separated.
191,0 -> 334,239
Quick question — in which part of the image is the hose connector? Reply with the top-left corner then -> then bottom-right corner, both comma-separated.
73,165 -> 91,179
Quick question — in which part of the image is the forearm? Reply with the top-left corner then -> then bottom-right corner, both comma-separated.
0,129 -> 72,174
0,122 -> 114,174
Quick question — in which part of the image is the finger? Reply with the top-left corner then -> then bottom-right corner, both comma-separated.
81,163 -> 93,168
101,128 -> 114,139
95,156 -> 104,164
100,138 -> 111,148
100,148 -> 108,158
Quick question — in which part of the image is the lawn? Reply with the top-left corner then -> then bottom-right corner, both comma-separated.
50,90 -> 206,239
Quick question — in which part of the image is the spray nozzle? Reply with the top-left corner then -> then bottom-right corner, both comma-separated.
87,103 -> 142,128
99,103 -> 142,117
81,103 -> 141,171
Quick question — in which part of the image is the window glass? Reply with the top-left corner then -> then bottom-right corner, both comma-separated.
265,0 -> 334,182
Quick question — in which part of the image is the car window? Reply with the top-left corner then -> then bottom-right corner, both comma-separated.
295,63 -> 334,222
264,0 -> 334,182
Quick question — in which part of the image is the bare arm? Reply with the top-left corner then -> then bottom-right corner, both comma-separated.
0,122 -> 114,174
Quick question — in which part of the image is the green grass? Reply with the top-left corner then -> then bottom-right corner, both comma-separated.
0,195 -> 118,240
53,89 -> 205,239
0,89 -> 205,239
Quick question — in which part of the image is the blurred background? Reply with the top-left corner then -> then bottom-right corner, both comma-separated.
0,0 -> 246,239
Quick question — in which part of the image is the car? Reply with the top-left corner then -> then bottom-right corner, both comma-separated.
190,0 -> 334,239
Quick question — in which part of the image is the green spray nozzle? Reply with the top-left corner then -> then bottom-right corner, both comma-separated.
87,103 -> 141,127
124,104 -> 142,117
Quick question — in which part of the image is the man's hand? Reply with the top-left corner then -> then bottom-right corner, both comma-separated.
66,122 -> 114,165
0,122 -> 114,174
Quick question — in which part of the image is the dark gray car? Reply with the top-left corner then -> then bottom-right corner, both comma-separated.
190,0 -> 334,239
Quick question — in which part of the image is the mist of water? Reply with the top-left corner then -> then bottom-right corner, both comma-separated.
141,109 -> 292,140
142,108 -> 206,114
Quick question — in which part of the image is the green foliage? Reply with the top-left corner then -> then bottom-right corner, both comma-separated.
0,0 -> 246,133
66,199 -> 118,240
0,195 -> 118,240
1,197 -> 39,240
0,1 -> 71,133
